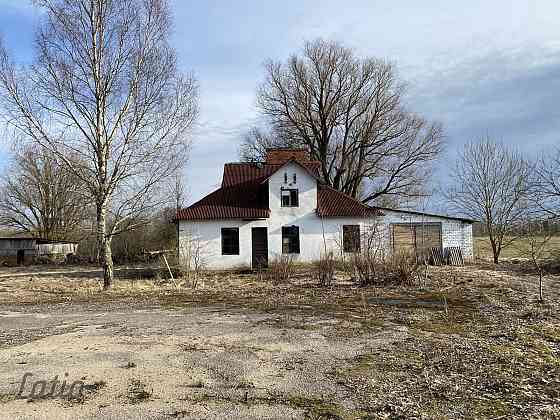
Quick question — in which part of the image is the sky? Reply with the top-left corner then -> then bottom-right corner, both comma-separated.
0,0 -> 559,209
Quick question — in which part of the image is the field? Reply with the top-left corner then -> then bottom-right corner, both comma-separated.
474,235 -> 560,261
0,262 -> 559,419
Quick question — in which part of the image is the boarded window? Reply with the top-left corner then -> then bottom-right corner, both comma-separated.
343,225 -> 360,253
392,223 -> 441,260
281,189 -> 299,207
282,226 -> 300,254
221,228 -> 239,255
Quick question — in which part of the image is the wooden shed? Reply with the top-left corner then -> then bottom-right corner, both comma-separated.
0,237 -> 78,266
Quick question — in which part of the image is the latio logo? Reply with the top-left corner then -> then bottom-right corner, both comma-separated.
16,372 -> 84,400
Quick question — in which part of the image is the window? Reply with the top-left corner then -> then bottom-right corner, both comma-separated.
293,173 -> 296,183
221,228 -> 239,255
282,226 -> 300,254
281,188 -> 299,207
284,172 -> 288,183
343,225 -> 360,253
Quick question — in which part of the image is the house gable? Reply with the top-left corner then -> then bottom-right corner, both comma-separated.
268,160 -> 318,220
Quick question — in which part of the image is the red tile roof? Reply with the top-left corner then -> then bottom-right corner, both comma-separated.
316,184 -> 383,217
175,181 -> 269,220
221,161 -> 321,187
176,161 -> 382,220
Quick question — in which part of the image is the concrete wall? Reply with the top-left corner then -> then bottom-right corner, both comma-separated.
178,164 -> 474,269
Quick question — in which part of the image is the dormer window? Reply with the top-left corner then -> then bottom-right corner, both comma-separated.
281,188 -> 299,207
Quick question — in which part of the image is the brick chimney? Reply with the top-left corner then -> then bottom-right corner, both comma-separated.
266,148 -> 309,164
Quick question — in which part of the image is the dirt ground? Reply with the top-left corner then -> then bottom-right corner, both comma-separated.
0,263 -> 558,419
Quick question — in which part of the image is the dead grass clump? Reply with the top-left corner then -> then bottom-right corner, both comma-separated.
386,251 -> 420,286
127,379 -> 152,404
349,251 -> 420,286
267,255 -> 296,284
312,252 -> 336,286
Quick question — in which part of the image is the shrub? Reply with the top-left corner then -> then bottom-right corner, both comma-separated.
348,250 -> 419,286
313,252 -> 337,286
267,254 -> 296,283
348,251 -> 381,286
386,251 -> 420,286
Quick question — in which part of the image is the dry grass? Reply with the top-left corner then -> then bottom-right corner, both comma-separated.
0,263 -> 559,418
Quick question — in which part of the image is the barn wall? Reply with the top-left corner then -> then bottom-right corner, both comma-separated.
0,239 -> 78,266
37,242 -> 78,256
380,209 -> 473,260
0,239 -> 37,256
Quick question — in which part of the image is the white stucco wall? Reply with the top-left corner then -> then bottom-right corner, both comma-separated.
178,162 -> 377,269
178,163 -> 474,269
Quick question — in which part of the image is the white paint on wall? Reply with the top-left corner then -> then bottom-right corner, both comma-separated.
178,163 -> 474,269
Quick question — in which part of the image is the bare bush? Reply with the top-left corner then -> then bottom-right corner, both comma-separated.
179,235 -> 207,289
349,251 -> 378,286
267,254 -> 296,284
386,251 -> 420,286
312,252 -> 337,286
349,250 -> 419,287
514,218 -> 554,302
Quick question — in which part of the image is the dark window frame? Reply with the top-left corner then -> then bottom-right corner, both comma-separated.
343,225 -> 361,253
280,188 -> 299,207
221,227 -> 240,255
282,226 -> 300,254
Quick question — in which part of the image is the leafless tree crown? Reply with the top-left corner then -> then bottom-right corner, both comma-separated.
0,146 -> 87,240
242,39 -> 443,204
444,138 -> 531,263
534,147 -> 560,219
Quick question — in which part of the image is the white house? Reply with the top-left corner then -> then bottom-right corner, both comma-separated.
176,149 -> 474,270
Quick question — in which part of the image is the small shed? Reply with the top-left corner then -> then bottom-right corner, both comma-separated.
0,237 -> 78,266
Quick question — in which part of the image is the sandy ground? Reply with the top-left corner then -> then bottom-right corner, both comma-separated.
0,302 -> 406,419
0,263 -> 559,419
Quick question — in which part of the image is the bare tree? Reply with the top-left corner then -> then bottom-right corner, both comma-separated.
534,147 -> 560,220
0,146 -> 87,240
242,39 -> 443,204
444,138 -> 531,264
515,217 -> 554,303
0,0 -> 198,288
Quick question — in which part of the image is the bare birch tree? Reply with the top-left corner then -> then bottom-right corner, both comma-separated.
0,0 -> 198,288
444,138 -> 531,264
0,146 -> 87,240
242,39 -> 443,204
